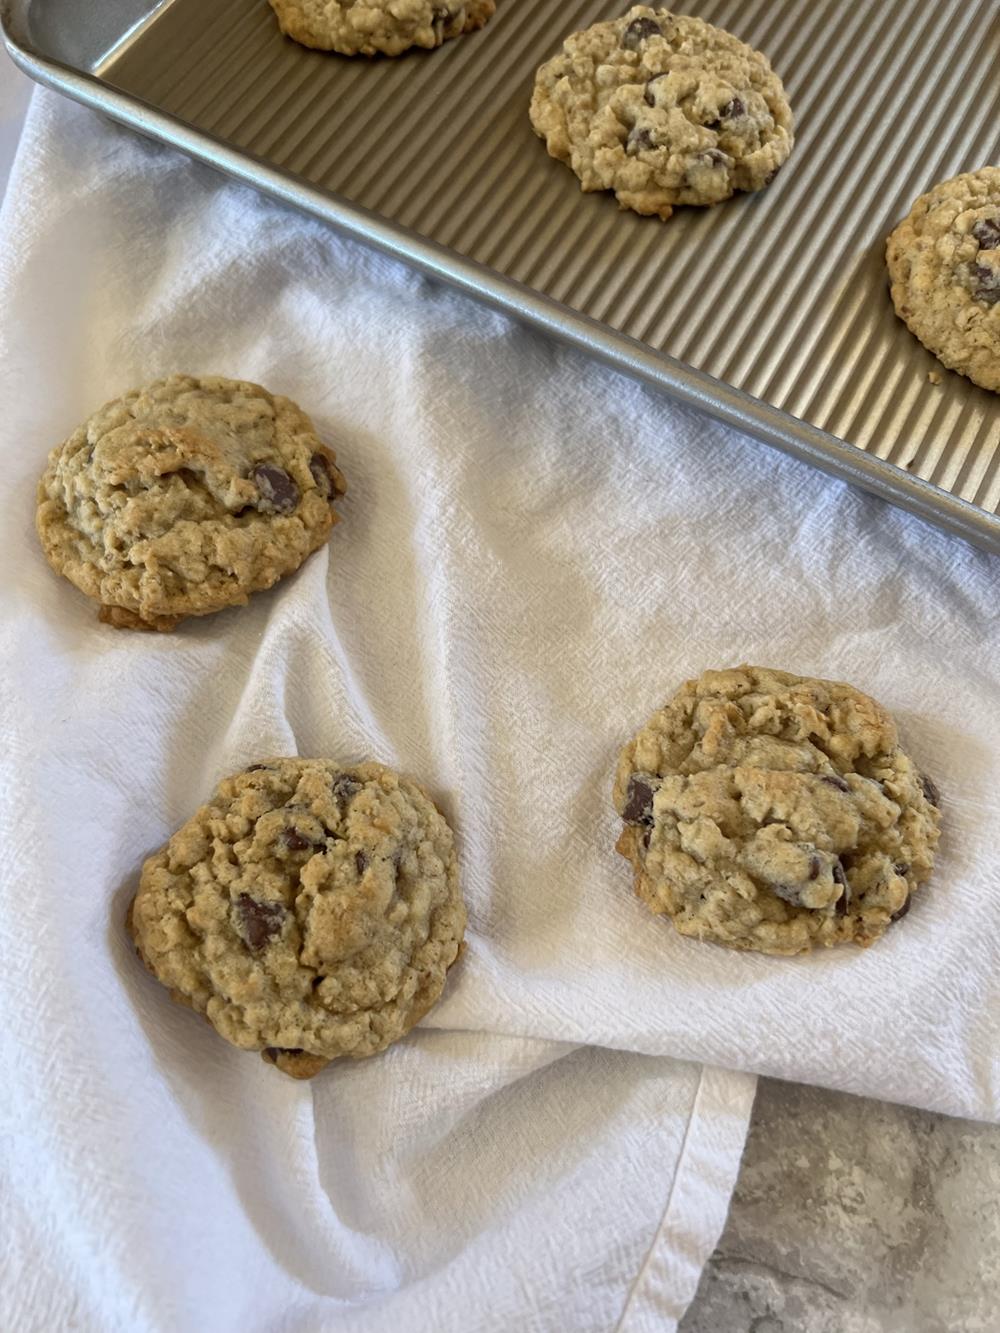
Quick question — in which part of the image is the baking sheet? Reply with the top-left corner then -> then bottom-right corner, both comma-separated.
4,0 -> 1000,550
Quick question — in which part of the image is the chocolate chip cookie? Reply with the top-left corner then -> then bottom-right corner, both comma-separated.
268,0 -> 495,56
530,6 -> 793,221
613,667 -> 941,956
36,375 -> 346,631
887,167 -> 1000,393
129,759 -> 465,1078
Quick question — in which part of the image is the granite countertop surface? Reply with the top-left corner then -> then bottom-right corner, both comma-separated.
680,1079 -> 1000,1333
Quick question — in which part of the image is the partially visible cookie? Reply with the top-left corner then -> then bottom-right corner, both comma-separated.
269,0 -> 495,56
129,759 -> 465,1078
887,167 -> 1000,393
613,666 -> 941,956
36,374 -> 346,631
530,6 -> 793,221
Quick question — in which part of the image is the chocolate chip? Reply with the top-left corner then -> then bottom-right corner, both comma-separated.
641,826 -> 652,851
309,453 -> 333,498
972,218 -> 1000,250
890,896 -> 912,923
235,894 -> 286,951
820,775 -> 850,792
772,883 -> 802,906
245,764 -> 269,772
627,126 -> 655,154
920,773 -> 940,807
644,76 -> 665,107
263,1045 -> 303,1059
700,150 -> 728,167
622,775 -> 656,825
280,826 -> 316,853
706,97 -> 745,130
355,850 -> 369,875
833,861 -> 850,915
970,264 -> 1000,305
893,861 -> 910,876
808,854 -> 821,881
331,774 -> 361,806
250,463 -> 300,514
621,16 -> 660,49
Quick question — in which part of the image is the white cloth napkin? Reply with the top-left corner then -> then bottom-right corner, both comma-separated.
0,77 -> 755,1333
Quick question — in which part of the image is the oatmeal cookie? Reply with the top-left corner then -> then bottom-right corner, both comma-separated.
129,759 -> 465,1077
268,0 -> 495,57
530,6 -> 793,220
887,167 -> 1000,392
613,666 -> 941,955
36,374 -> 346,630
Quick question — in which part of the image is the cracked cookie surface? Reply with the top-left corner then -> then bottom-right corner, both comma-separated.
129,759 -> 465,1078
887,167 -> 1000,393
268,0 -> 495,56
530,5 -> 793,220
36,374 -> 346,631
613,666 -> 940,955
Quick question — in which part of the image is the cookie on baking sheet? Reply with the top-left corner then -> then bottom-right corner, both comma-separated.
612,666 -> 941,956
529,6 -> 793,221
268,0 -> 495,56
129,759 -> 466,1078
36,374 -> 346,631
887,167 -> 1000,393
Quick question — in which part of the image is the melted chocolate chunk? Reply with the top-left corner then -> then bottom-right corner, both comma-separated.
772,883 -> 803,906
622,775 -> 657,825
245,764 -> 269,772
355,850 -> 369,875
890,896 -> 912,923
893,861 -> 910,876
331,774 -> 362,806
251,462 -> 300,514
263,1045 -> 303,1060
920,773 -> 940,807
309,453 -> 334,499
808,854 -> 822,881
621,16 -> 661,49
972,217 -> 1000,250
280,826 -> 317,853
820,775 -> 850,792
627,126 -> 656,154
235,894 -> 286,951
969,263 -> 1000,305
644,76 -> 665,107
707,97 -> 745,130
832,861 -> 850,915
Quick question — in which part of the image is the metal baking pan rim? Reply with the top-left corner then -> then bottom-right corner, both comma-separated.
3,19 -> 997,555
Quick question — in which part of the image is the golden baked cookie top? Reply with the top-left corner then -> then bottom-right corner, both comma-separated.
36,374 -> 346,630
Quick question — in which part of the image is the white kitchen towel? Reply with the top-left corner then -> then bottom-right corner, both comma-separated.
2,83 -> 989,1126
0,75 -> 756,1333
1,53 -> 999,1324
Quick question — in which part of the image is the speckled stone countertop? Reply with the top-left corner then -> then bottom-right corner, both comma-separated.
680,1080 -> 1000,1333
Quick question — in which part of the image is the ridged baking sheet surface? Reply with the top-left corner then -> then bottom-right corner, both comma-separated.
88,0 -> 1000,516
